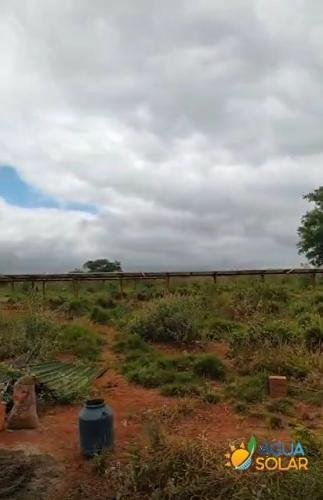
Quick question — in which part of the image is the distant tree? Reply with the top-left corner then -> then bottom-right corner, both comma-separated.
83,259 -> 122,273
298,187 -> 323,266
70,267 -> 83,273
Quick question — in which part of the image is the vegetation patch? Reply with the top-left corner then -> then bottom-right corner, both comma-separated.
90,306 -> 110,325
0,311 -> 61,362
59,323 -> 102,360
126,296 -> 202,343
114,334 -> 224,400
67,423 -> 323,500
192,353 -> 226,380
233,345 -> 314,379
225,374 -> 267,403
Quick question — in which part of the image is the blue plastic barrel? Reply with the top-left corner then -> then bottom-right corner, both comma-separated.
79,399 -> 114,458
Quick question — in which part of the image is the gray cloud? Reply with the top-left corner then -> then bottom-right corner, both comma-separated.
0,0 -> 322,272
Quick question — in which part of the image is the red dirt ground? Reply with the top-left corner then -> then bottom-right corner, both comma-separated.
0,326 -> 305,496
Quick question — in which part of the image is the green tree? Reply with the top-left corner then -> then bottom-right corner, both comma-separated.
298,187 -> 323,266
83,259 -> 122,273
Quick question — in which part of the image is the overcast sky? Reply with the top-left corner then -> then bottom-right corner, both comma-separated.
0,0 -> 322,272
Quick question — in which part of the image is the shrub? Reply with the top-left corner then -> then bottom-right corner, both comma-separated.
0,363 -> 22,404
266,414 -> 284,429
95,296 -> 116,309
91,306 -> 110,324
141,400 -> 196,425
289,300 -> 309,316
113,333 -> 149,353
266,399 -> 294,416
125,361 -> 179,388
300,389 -> 323,406
200,388 -> 220,404
59,324 -> 101,360
225,374 -> 266,403
234,401 -> 248,414
192,354 -> 226,380
304,318 -> 323,351
314,302 -> 323,315
293,425 -> 322,458
0,311 -> 60,362
47,295 -> 67,310
115,335 -> 221,398
122,351 -> 198,390
160,382 -> 201,397
232,281 -> 290,308
135,283 -> 165,301
127,297 -> 201,343
297,312 -> 318,327
104,282 -> 120,299
235,345 -> 311,379
312,292 -> 323,305
203,317 -> 243,340
230,319 -> 300,350
65,298 -> 90,317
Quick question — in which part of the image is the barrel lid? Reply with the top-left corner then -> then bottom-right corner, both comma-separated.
85,398 -> 105,408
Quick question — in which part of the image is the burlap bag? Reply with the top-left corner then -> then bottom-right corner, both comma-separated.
7,375 -> 39,429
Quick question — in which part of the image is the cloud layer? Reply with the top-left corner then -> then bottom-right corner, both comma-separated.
0,0 -> 322,272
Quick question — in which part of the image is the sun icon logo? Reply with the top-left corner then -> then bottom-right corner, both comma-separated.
225,436 -> 257,471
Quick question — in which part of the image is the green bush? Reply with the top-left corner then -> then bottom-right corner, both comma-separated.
259,320 -> 300,346
297,312 -> 317,327
304,318 -> 323,351
104,281 -> 121,298
192,354 -> 226,380
160,382 -> 200,397
127,297 -> 201,343
225,374 -> 266,403
200,388 -> 220,404
115,334 -> 223,398
125,361 -> 179,388
95,296 -> 116,309
232,281 -> 290,307
65,298 -> 90,317
230,319 -> 300,350
59,324 -> 101,360
203,317 -> 243,340
266,398 -> 294,416
113,333 -> 149,353
234,345 -> 311,379
135,283 -> 165,301
290,300 -> 308,314
91,306 -> 110,324
122,350 -> 196,390
47,295 -> 67,309
0,311 -> 60,361
293,425 -> 322,458
312,292 -> 323,305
